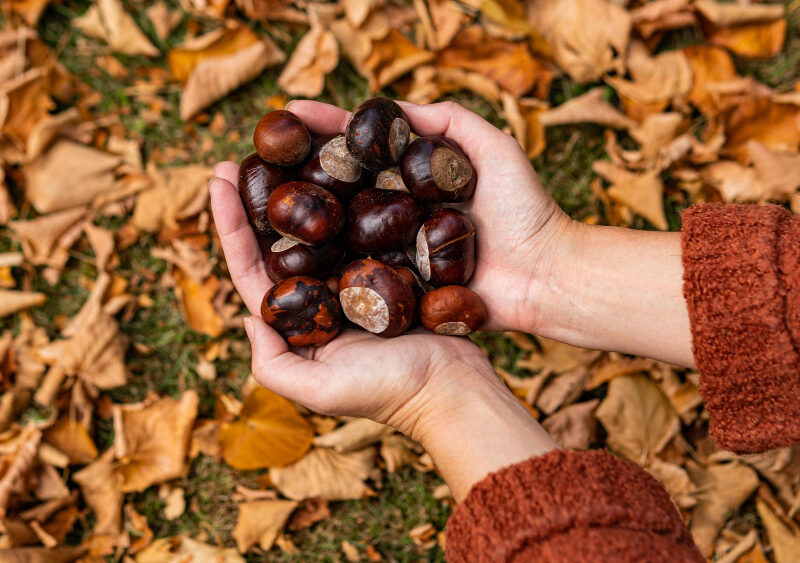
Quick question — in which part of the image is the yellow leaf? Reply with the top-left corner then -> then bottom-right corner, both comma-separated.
232,500 -> 298,553
7,0 -> 51,25
174,270 -> 224,338
593,161 -> 668,230
43,417 -> 98,465
269,447 -> 375,501
756,498 -> 800,563
724,96 -> 800,162
704,18 -> 786,58
278,26 -> 338,98
363,29 -> 434,92
219,387 -> 313,470
74,448 -> 124,538
683,45 -> 738,116
0,69 -> 54,147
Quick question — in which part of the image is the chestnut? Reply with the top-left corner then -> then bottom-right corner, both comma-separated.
254,110 -> 311,166
374,166 -> 409,192
346,188 -> 423,253
416,209 -> 476,286
345,98 -> 410,171
401,135 -> 476,202
238,153 -> 294,235
261,276 -> 341,346
298,134 -> 366,200
324,275 -> 341,296
420,286 -> 487,336
370,249 -> 414,270
267,181 -> 345,245
265,237 -> 344,282
338,258 -> 416,337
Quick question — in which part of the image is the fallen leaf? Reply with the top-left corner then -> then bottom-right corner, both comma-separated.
74,448 -> 123,538
703,159 -> 764,201
342,540 -> 360,562
538,88 -> 637,130
0,290 -> 45,318
127,503 -> 154,553
535,368 -> 587,414
0,69 -> 55,151
748,141 -> 800,200
342,0 -> 383,27
631,0 -> 696,39
526,0 -> 631,83
278,26 -> 338,97
380,434 -> 418,472
219,387 -> 313,470
541,399 -> 598,450
695,0 -> 784,27
73,0 -> 159,57
363,29 -> 434,92
134,536 -> 245,563
232,499 -> 298,553
84,223 -> 115,272
596,374 -> 679,464
190,420 -> 221,459
756,497 -> 800,563
133,164 -> 212,232
7,0 -> 51,25
738,447 -> 800,509
437,25 -> 551,97
162,487 -> 185,520
606,41 -> 692,105
687,461 -> 759,556
269,447 -> 375,501
288,498 -> 330,531
703,18 -> 786,58
146,1 -> 181,41
113,391 -> 199,492
25,107 -> 83,161
42,417 -> 98,465
518,336 -> 600,374
312,418 -> 392,452
683,45 -> 738,116
593,161 -> 668,230
588,356 -> 655,389
427,0 -> 469,49
646,458 -> 696,509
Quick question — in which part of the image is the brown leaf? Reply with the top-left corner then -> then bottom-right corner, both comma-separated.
748,141 -> 800,200
73,0 -> 159,57
161,486 -> 185,520
233,500 -> 298,553
437,26 -> 550,98
428,0 -> 469,50
341,0 -> 384,27
113,391 -> 199,492
0,546 -> 86,563
288,498 -> 331,531
538,88 -> 636,130
596,374 -> 679,464
0,69 -> 55,150
146,1 -> 181,41
380,434 -> 418,472
535,368 -> 587,415
190,420 -> 221,459
687,460 -> 759,556
606,42 -> 692,105
756,497 -> 800,563
646,458 -> 696,509
683,45 -> 738,116
312,418 -> 392,453
695,0 -> 784,27
7,0 -> 51,26
42,417 -> 98,465
133,164 -> 211,233
25,107 -> 83,161
134,536 -> 245,562
704,18 -> 786,58
269,447 -> 375,501
219,387 -> 314,470
526,0 -> 631,83
593,161 -> 668,230
278,26 -> 338,98
518,336 -> 601,374
0,290 -> 45,319
724,97 -> 800,163
363,29 -> 434,92
84,223 -> 115,272
541,399 -> 598,450
703,159 -> 764,202
74,448 -> 123,538
631,0 -> 696,39
126,503 -> 153,553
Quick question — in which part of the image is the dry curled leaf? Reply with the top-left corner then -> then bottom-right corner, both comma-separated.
73,0 -> 159,57
756,497 -> 800,563
593,161 -> 668,230
278,26 -> 338,98
219,387 -> 314,470
233,500 -> 298,553
312,418 -> 392,453
363,29 -> 434,92
0,290 -> 45,319
683,44 -> 738,116
134,536 -> 244,563
42,417 -> 98,465
133,164 -> 211,233
646,458 -> 696,509
538,88 -> 636,130
269,447 -> 375,501
74,448 -> 123,538
605,41 -> 692,105
541,399 -> 598,450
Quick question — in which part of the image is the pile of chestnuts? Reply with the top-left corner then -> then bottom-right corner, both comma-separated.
238,98 -> 487,347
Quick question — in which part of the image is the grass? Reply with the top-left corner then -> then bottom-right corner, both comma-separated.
4,0 -> 794,559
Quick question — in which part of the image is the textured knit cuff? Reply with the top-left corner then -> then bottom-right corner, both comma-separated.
682,204 -> 800,453
445,450 -> 701,563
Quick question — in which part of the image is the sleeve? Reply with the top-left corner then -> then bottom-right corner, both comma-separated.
445,450 -> 702,563
681,204 -> 800,453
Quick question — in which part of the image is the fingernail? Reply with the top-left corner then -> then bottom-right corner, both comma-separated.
284,99 -> 295,110
243,317 -> 254,342
207,177 -> 215,191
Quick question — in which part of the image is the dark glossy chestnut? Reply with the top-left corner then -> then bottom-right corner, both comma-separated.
261,276 -> 341,346
298,134 -> 367,200
324,275 -> 341,296
238,153 -> 294,235
420,285 -> 486,336
265,237 -> 345,282
416,209 -> 476,286
373,166 -> 409,192
267,182 -> 345,245
254,110 -> 311,166
346,188 -> 423,253
345,98 -> 410,171
338,258 -> 415,337
370,249 -> 414,270
401,135 -> 476,202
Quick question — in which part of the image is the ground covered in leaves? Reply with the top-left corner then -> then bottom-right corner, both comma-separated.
1,0 -> 800,561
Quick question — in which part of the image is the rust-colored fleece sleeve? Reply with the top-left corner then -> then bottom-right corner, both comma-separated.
682,204 -> 800,453
446,450 -> 702,562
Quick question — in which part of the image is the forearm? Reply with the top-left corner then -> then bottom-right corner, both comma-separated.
405,368 -> 558,502
529,221 -> 694,367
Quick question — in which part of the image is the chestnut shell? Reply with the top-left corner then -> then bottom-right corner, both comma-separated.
400,135 -> 476,203
298,134 -> 367,200
261,276 -> 342,346
265,238 -> 345,282
338,258 -> 416,338
238,153 -> 294,235
416,208 -> 476,286
267,181 -> 345,245
420,285 -> 487,336
345,98 -> 410,171
253,110 -> 311,166
346,188 -> 423,253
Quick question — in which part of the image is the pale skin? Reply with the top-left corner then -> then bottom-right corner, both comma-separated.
209,100 -> 694,502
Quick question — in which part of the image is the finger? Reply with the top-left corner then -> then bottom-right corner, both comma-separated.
214,161 -> 239,184
247,316 -> 329,403
286,100 -> 351,135
209,176 -> 270,315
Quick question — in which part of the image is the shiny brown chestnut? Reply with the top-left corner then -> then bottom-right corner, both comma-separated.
265,237 -> 344,282
238,153 -> 294,235
370,249 -> 414,270
338,258 -> 416,337
420,285 -> 487,336
298,134 -> 366,200
346,188 -> 423,253
345,98 -> 410,171
324,275 -> 341,296
261,276 -> 341,346
254,110 -> 311,166
401,135 -> 476,202
416,208 -> 476,286
267,181 -> 345,245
